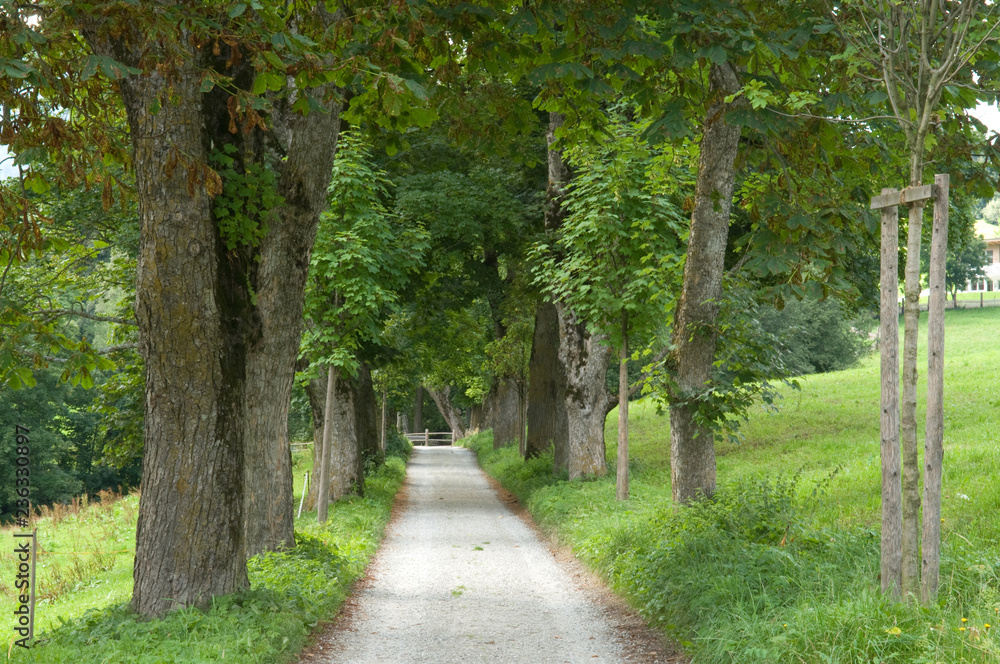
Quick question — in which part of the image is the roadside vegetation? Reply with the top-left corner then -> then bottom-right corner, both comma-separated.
464,307 -> 1000,664
1,439 -> 409,663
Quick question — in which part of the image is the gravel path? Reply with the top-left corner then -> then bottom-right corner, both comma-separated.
313,446 -> 629,664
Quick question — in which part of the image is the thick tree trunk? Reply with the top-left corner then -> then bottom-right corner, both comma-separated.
922,174 -> 949,603
469,403 -> 484,433
525,300 -> 568,460
491,378 -> 521,448
879,190 -> 903,600
304,367 -> 328,510
104,62 -> 249,617
356,363 -> 382,471
427,386 -> 467,440
901,200 -> 923,599
328,370 -> 363,501
668,62 -> 742,504
243,86 -> 343,558
558,305 -> 614,479
414,385 -> 424,434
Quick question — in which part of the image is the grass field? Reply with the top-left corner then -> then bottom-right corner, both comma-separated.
2,445 -> 408,662
466,306 -> 1000,663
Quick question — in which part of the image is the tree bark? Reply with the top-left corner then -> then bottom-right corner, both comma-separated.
304,366 -> 327,510
414,384 -> 424,434
879,190 -> 903,601
668,62 -> 742,504
356,363 -> 382,471
427,385 -> 467,440
616,317 -> 629,501
525,300 -> 568,460
328,369 -> 363,501
491,378 -> 521,448
558,306 -> 614,479
922,174 -> 948,603
243,82 -> 343,559
116,66 -> 248,617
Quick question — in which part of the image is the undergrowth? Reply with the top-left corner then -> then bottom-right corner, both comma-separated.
463,431 -> 1000,663
4,454 -> 407,663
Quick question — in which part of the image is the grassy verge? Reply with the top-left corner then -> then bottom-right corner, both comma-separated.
3,444 -> 409,663
463,307 -> 1000,663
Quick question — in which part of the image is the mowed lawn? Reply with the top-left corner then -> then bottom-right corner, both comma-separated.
607,305 -> 1000,546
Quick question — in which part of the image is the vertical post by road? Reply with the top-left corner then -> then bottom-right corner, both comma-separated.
922,173 -> 949,603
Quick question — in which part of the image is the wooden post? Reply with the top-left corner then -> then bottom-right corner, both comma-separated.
873,187 -> 903,600
425,428 -> 429,447
317,364 -> 336,524
297,471 -> 310,519
922,173 -> 948,603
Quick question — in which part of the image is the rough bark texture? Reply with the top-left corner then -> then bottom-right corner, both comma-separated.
922,174 -> 948,603
668,62 -> 742,504
427,386 -> 467,440
414,385 -> 424,434
469,403 -> 484,433
76,21 -> 262,616
491,378 -> 522,449
900,200 -> 924,599
558,306 -> 614,479
328,371 -> 363,501
525,300 -> 568,460
243,85 -> 343,558
879,190 -> 903,600
304,367 -> 328,510
356,363 -> 383,471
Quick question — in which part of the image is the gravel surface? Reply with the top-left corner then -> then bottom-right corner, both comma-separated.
301,446 -> 682,664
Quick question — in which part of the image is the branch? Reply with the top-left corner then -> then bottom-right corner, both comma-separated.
627,345 -> 670,398
32,308 -> 136,326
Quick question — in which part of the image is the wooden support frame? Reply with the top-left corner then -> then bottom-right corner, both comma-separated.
869,176 -> 948,603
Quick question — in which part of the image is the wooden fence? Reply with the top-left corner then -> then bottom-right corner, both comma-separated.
404,430 -> 455,447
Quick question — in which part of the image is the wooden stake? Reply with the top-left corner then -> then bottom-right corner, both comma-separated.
922,173 -> 948,603
878,188 -> 903,600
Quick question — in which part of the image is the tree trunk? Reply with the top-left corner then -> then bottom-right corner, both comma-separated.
901,200 -> 923,600
922,174 -> 948,603
414,385 -> 424,434
879,190 -> 903,601
243,83 -> 343,559
427,386 -> 467,440
316,364 -> 337,524
491,378 -> 521,449
356,363 -> 382,472
668,62 -> 742,504
525,300 -> 568,461
558,305 -> 614,479
105,62 -> 250,616
304,366 -> 327,511
616,318 -> 629,501
469,403 -> 484,433
329,370 -> 363,501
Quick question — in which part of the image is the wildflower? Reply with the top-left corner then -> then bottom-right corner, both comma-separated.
962,618 -> 968,623
986,624 -> 992,629
960,627 -> 967,632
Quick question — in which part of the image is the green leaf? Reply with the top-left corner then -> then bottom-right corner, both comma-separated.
229,3 -> 247,18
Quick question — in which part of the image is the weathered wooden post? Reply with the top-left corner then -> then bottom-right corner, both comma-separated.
922,173 -> 948,603
424,428 -> 429,447
871,187 -> 903,600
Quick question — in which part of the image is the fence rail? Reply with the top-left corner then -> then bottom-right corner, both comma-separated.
404,430 -> 455,447
290,441 -> 313,454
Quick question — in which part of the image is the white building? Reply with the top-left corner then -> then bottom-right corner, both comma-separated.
967,221 -> 1000,293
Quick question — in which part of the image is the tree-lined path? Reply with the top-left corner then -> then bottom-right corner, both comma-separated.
310,447 -> 634,664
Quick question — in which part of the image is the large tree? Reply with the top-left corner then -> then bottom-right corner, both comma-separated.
2,1 -> 434,616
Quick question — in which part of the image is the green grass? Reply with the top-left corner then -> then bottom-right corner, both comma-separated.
463,307 -> 1000,664
2,445 -> 408,663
